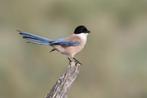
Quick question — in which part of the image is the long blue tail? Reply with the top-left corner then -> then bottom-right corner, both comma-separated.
18,30 -> 52,45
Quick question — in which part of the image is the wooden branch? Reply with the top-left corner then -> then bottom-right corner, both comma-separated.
45,61 -> 81,98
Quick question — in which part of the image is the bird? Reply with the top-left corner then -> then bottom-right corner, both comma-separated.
18,25 -> 90,64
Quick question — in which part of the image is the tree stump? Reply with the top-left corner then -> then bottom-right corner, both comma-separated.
45,61 -> 81,98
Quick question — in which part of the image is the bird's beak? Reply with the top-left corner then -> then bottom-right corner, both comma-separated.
87,30 -> 90,33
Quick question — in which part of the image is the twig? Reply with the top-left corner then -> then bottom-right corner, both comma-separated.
45,61 -> 81,98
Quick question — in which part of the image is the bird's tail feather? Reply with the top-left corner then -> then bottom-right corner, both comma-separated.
18,30 -> 52,45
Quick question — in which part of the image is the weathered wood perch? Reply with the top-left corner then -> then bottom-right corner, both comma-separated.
45,61 -> 81,98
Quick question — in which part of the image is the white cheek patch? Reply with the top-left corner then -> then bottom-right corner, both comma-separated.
76,33 -> 88,41
74,33 -> 88,47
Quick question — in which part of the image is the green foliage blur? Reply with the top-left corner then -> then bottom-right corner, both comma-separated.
0,0 -> 147,98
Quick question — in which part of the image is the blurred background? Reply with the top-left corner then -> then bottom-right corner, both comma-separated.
0,0 -> 147,98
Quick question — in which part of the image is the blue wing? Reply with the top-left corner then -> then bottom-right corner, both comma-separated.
50,39 -> 80,46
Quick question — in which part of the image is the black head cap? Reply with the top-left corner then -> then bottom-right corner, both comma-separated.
74,25 -> 90,34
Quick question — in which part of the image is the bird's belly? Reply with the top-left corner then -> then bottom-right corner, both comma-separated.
54,45 -> 83,57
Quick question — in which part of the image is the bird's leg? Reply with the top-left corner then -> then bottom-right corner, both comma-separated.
68,57 -> 72,64
49,48 -> 56,52
73,58 -> 82,65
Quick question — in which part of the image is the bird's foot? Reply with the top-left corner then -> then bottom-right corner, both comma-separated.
73,58 -> 82,65
68,58 -> 82,65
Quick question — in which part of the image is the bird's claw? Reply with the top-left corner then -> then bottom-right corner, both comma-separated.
73,58 -> 82,65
